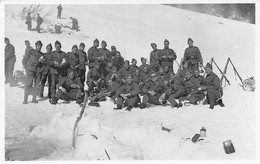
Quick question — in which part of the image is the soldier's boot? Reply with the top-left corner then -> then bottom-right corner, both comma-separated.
125,105 -> 133,111
50,97 -> 58,105
217,99 -> 225,107
139,103 -> 147,109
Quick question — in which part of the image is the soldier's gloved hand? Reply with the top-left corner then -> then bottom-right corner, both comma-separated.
148,91 -> 156,96
198,87 -> 202,91
59,86 -> 66,93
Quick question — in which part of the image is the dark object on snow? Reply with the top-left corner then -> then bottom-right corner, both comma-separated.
223,140 -> 235,154
161,126 -> 172,132
191,134 -> 200,143
200,127 -> 206,137
55,25 -> 61,34
105,149 -> 111,160
88,101 -> 100,107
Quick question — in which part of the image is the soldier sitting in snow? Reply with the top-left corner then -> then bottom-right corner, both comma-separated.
114,75 -> 140,111
200,63 -> 224,109
50,68 -> 83,105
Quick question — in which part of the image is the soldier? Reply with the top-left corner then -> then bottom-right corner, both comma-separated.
176,62 -> 192,80
114,75 -> 140,111
150,43 -> 160,72
57,4 -> 63,19
88,39 -> 101,69
160,39 -> 177,73
113,51 -> 124,71
25,12 -> 32,31
178,71 -> 203,105
200,63 -> 224,109
36,13 -> 43,33
39,43 -> 52,98
98,40 -> 111,77
140,66 -> 150,83
5,37 -> 16,84
183,38 -> 203,71
193,69 -> 204,87
77,42 -> 88,88
163,65 -> 172,84
86,62 -> 106,92
118,60 -> 132,84
105,66 -> 120,84
50,68 -> 83,105
69,17 -> 79,31
24,40 -> 34,57
157,67 -> 165,81
139,57 -> 149,72
22,40 -> 44,104
98,40 -> 111,62
139,72 -> 169,109
166,74 -> 185,108
105,61 -> 114,77
48,41 -> 69,99
133,68 -> 145,89
110,46 -> 119,59
67,45 -> 80,76
130,58 -> 138,74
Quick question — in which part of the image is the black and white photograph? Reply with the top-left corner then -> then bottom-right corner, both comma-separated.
1,0 -> 259,162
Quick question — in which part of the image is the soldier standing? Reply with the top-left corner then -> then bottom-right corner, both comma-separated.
88,39 -> 101,69
24,40 -> 34,57
36,13 -> 43,33
57,4 -> 63,19
77,42 -> 88,88
150,43 -> 160,72
69,17 -> 79,31
25,12 -> 32,31
5,37 -> 16,84
39,43 -> 52,98
160,39 -> 177,73
48,41 -> 69,100
183,38 -> 203,71
67,45 -> 80,76
22,41 -> 44,104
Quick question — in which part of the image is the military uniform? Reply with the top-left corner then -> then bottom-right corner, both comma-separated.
159,48 -> 176,73
115,82 -> 140,108
183,46 -> 202,71
179,76 -> 203,104
76,49 -> 88,87
67,51 -> 80,75
87,67 -> 106,92
118,66 -> 132,83
39,51 -> 52,98
204,72 -> 222,108
88,46 -> 101,69
167,77 -> 185,107
53,74 -> 83,103
48,50 -> 69,98
112,55 -> 124,71
141,79 -> 169,106
150,49 -> 161,72
22,48 -> 43,103
5,42 -> 16,83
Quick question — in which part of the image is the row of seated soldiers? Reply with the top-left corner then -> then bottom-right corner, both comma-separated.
83,60 -> 224,110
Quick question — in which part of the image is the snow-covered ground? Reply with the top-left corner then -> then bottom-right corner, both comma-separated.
4,3 -> 256,160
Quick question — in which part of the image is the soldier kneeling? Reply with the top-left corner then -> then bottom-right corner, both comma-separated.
50,68 -> 83,105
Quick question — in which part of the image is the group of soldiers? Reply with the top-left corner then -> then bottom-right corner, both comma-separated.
5,37 -> 225,110
25,5 -> 79,33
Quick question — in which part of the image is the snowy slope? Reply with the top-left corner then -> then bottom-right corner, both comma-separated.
5,4 -> 255,160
